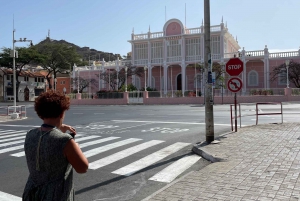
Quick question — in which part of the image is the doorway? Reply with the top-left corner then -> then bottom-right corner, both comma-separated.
24,87 -> 29,101
176,74 -> 182,90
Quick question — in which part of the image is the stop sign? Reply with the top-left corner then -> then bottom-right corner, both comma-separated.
226,58 -> 244,76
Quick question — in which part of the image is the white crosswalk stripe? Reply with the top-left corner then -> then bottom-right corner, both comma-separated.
149,155 -> 201,183
0,130 -> 25,136
0,132 -> 26,139
0,191 -> 21,201
0,136 -> 24,143
0,140 -> 24,148
79,137 -> 120,148
0,129 -> 200,185
84,138 -> 142,158
10,135 -> 102,157
112,142 -> 190,176
89,140 -> 164,170
0,144 -> 23,154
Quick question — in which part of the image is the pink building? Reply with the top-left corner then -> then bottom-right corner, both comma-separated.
73,18 -> 300,96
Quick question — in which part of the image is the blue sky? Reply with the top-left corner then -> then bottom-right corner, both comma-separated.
1,0 -> 299,58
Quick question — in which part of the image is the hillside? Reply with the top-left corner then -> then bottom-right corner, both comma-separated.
37,37 -> 123,63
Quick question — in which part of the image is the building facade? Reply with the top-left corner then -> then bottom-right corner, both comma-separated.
0,68 -> 46,101
73,18 -> 300,96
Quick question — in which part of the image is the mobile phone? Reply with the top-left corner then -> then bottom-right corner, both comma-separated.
69,132 -> 75,139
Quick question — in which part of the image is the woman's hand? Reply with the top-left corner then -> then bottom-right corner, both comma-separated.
59,124 -> 76,134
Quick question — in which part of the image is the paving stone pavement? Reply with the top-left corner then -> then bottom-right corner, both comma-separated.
143,123 -> 300,201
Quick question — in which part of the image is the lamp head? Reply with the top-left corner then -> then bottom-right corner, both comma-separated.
285,60 -> 290,66
144,66 -> 147,70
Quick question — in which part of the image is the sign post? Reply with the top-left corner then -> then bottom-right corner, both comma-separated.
226,58 -> 244,132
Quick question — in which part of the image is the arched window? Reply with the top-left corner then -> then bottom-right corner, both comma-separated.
278,69 -> 287,85
194,74 -> 202,88
151,76 -> 155,89
248,70 -> 258,86
135,77 -> 141,90
160,76 -> 164,90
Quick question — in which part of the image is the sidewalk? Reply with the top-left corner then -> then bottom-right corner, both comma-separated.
144,123 -> 300,201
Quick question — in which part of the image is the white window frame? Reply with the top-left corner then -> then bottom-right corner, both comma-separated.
211,36 -> 220,55
185,38 -> 201,61
151,42 -> 163,63
134,43 -> 148,60
248,70 -> 258,86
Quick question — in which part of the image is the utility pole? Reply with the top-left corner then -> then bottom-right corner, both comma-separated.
204,0 -> 214,143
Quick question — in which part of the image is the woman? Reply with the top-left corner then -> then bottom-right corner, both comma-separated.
23,91 -> 89,201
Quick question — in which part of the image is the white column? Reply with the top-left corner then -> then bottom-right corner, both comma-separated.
163,64 -> 168,94
264,45 -> 270,89
241,47 -> 246,93
181,63 -> 186,96
163,39 -> 167,63
181,37 -> 185,62
243,61 -> 248,93
131,43 -> 135,65
148,65 -> 152,88
201,35 -> 205,60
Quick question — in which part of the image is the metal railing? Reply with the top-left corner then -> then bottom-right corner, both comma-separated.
256,102 -> 283,125
7,105 -> 26,119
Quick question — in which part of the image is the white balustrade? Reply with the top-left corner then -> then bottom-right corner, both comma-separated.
245,50 -> 264,57
151,58 -> 163,64
134,34 -> 148,40
185,55 -> 202,62
185,28 -> 201,34
167,56 -> 182,62
151,32 -> 163,38
134,59 -> 148,65
210,25 -> 221,32
269,51 -> 299,58
211,54 -> 221,60
224,52 -> 240,59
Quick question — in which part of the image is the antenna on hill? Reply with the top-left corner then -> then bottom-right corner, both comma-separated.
48,29 -> 50,39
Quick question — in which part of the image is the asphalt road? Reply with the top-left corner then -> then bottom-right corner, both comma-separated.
0,103 -> 299,200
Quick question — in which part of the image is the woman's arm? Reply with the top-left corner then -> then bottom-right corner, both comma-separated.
63,139 -> 89,173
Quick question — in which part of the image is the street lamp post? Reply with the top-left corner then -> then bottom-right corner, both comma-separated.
77,69 -> 80,93
116,67 -> 119,90
160,64 -> 162,98
285,60 -> 290,88
11,30 -> 32,119
220,59 -> 225,104
125,67 -> 128,92
144,66 -> 147,91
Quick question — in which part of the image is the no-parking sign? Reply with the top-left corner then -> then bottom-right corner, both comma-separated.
227,77 -> 243,93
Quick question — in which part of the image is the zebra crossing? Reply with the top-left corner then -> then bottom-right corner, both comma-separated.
0,128 -> 201,184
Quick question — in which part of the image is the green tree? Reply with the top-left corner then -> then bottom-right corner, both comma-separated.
36,42 -> 82,89
73,77 -> 98,93
270,60 -> 300,88
97,62 -> 144,91
188,62 -> 225,89
0,46 -> 43,101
